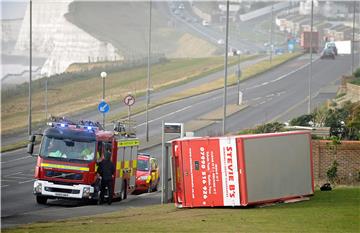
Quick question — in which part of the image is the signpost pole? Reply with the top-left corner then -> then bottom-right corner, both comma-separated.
128,106 -> 131,128
161,120 -> 165,204
100,72 -> 107,128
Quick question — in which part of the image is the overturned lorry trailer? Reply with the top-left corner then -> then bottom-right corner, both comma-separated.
171,131 -> 314,207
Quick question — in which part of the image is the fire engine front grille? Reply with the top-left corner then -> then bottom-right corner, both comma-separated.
44,187 -> 80,194
45,170 -> 83,180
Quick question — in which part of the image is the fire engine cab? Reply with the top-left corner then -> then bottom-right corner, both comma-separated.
27,117 -> 139,205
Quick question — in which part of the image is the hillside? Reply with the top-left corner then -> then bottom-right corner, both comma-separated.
65,1 -> 216,60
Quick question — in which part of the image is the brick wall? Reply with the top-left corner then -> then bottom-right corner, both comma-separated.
312,140 -> 360,185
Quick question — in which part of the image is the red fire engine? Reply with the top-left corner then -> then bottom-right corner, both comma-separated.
27,117 -> 139,205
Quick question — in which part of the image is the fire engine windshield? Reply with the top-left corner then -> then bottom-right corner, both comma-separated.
137,159 -> 149,171
40,136 -> 96,162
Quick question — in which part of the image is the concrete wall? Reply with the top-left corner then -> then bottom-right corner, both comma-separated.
312,140 -> 360,185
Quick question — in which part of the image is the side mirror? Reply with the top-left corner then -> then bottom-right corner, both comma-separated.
27,143 -> 34,155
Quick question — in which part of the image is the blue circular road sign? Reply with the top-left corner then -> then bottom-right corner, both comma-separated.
98,101 -> 110,113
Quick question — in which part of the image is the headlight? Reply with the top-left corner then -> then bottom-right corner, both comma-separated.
83,187 -> 91,198
34,182 -> 42,194
139,175 -> 149,180
139,175 -> 151,183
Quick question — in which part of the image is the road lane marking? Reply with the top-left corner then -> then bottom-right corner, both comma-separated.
8,176 -> 34,180
252,97 -> 262,101
136,106 -> 192,127
1,156 -> 32,164
4,171 -> 23,177
1,185 -> 9,188
259,101 -> 267,105
136,94 -> 223,128
1,179 -> 17,182
246,57 -> 320,91
19,179 -> 36,184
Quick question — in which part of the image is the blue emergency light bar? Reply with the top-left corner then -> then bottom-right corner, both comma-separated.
47,117 -> 103,131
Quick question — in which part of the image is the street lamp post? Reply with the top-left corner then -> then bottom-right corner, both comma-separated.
351,0 -> 356,74
100,71 -> 107,128
308,0 -> 314,114
269,3 -> 274,64
28,0 -> 32,136
45,77 -> 48,121
222,0 -> 229,135
146,0 -> 152,142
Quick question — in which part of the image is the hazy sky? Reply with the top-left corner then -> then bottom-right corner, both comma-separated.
1,1 -> 27,20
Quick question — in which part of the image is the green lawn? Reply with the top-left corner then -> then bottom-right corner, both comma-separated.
5,187 -> 359,233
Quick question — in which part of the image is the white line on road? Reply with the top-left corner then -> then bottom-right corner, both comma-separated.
1,185 -> 9,188
18,179 -> 36,184
259,101 -> 267,105
4,171 -> 23,177
1,156 -> 32,164
1,179 -> 17,182
252,97 -> 262,101
8,176 -> 34,180
136,106 -> 192,127
246,57 -> 320,91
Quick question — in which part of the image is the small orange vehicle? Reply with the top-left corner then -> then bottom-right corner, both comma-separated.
134,153 -> 160,193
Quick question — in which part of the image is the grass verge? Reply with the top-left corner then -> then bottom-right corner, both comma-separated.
4,187 -> 359,232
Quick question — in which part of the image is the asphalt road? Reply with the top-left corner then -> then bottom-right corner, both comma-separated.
166,1 -> 265,53
1,54 -> 358,229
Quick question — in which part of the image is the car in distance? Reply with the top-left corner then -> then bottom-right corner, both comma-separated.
202,20 -> 209,26
217,39 -> 224,45
325,42 -> 338,56
134,153 -> 160,193
321,47 -> 335,59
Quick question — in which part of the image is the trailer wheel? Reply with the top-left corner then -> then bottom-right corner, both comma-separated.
36,196 -> 47,205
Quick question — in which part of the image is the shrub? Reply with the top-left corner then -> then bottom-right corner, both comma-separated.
327,160 -> 339,184
289,114 -> 313,126
353,67 -> 360,78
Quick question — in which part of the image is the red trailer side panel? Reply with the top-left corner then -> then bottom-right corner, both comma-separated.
175,138 -> 241,207
173,131 -> 313,208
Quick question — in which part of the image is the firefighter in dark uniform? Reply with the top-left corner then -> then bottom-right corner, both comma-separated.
97,149 -> 115,205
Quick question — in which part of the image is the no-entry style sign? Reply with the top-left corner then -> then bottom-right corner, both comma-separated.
124,95 -> 135,106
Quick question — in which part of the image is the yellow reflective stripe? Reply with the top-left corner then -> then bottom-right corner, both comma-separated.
132,159 -> 137,169
124,160 -> 130,169
117,139 -> 140,147
41,163 -> 89,171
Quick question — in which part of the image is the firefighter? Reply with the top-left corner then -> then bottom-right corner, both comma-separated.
97,151 -> 115,205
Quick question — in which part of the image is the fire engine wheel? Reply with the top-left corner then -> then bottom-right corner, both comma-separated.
36,196 -> 47,205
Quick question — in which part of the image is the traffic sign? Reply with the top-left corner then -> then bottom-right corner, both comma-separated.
98,101 -> 110,113
124,95 -> 135,106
